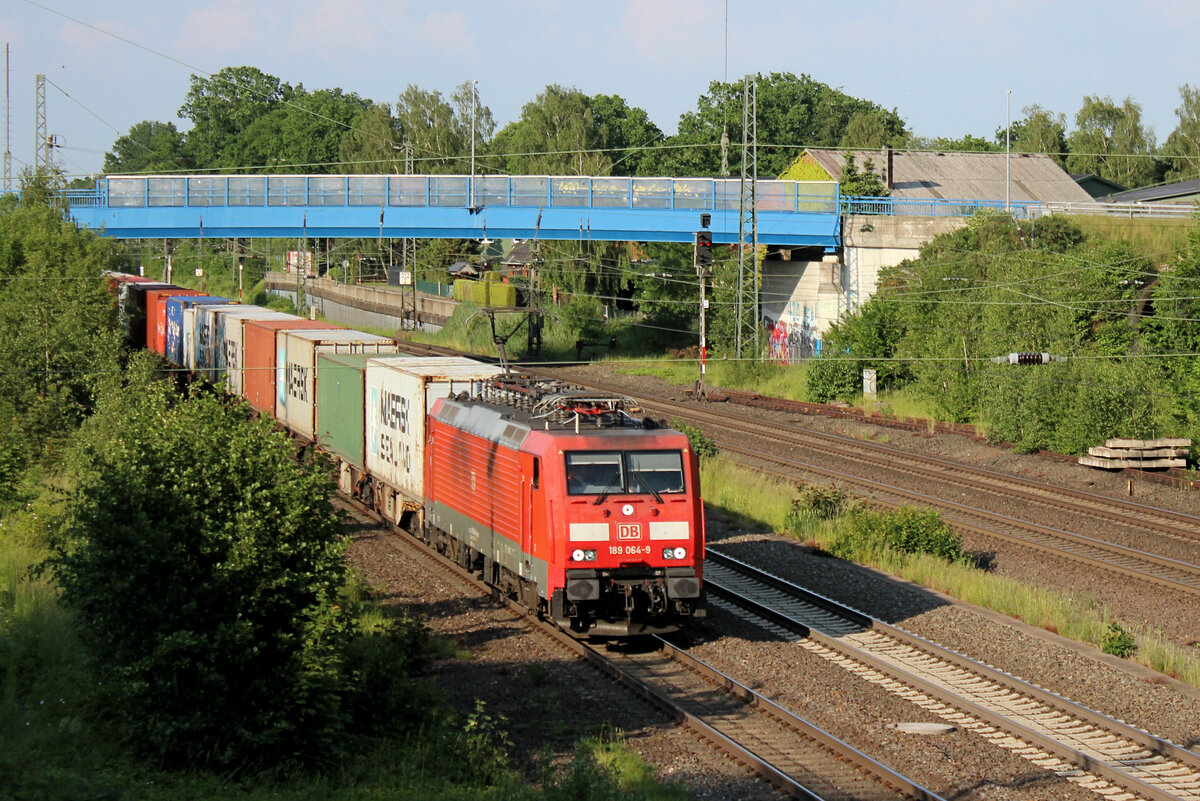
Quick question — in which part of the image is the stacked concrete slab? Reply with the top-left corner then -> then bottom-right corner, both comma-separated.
1078,438 -> 1191,470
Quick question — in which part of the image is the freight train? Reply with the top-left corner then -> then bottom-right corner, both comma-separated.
107,274 -> 706,636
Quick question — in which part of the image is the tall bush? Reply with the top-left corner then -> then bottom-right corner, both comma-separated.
48,367 -> 356,770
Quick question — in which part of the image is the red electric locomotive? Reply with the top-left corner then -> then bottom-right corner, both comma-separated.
423,375 -> 706,636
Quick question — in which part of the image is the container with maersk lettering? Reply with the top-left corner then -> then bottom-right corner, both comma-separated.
365,356 -> 501,505
277,329 -> 398,441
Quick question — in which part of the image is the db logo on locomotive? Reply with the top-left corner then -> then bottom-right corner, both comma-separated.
617,523 -> 641,540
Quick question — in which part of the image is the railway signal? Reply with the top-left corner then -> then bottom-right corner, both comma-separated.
694,229 -> 713,274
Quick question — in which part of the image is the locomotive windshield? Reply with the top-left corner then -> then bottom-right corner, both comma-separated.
565,450 -> 685,496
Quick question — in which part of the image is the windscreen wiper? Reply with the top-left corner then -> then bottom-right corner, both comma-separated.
632,470 -> 663,503
593,472 -> 621,505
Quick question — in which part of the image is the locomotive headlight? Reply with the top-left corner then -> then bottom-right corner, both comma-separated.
572,549 -> 586,562
663,547 -> 687,560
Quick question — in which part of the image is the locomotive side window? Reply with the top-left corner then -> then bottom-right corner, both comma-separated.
532,457 -> 540,489
628,451 -> 685,495
566,451 -> 623,495
565,450 -> 685,496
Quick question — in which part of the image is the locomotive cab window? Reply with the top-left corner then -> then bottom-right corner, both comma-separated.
565,450 -> 685,496
566,451 -> 623,495
628,450 -> 685,495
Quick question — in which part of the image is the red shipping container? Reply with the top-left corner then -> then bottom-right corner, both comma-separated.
145,288 -> 201,355
242,319 -> 343,413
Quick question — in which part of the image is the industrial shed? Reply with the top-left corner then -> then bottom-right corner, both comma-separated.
764,149 -> 1095,364
792,148 -> 1096,204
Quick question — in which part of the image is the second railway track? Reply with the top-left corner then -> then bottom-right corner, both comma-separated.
707,548 -> 1200,801
554,375 -> 1200,598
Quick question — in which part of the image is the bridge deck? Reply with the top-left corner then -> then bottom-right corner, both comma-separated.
67,174 -> 843,249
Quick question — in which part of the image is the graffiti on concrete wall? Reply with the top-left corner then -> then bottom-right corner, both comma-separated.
767,304 -> 821,364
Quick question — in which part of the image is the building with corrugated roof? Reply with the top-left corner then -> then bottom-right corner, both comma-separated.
764,149 -> 1095,363
1104,179 -> 1200,205
793,148 -> 1095,204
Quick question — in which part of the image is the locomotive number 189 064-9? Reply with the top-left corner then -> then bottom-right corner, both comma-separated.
609,544 -> 651,556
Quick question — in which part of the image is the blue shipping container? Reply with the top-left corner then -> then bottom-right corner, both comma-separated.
166,296 -> 230,366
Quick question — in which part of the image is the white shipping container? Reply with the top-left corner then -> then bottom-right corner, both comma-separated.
278,329 -> 399,440
194,305 -> 246,380
214,308 -> 297,397
182,307 -> 199,372
365,357 -> 501,504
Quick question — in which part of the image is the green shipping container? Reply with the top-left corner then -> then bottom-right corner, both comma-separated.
316,353 -> 370,469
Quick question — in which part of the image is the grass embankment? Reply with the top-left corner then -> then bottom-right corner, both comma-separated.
0,481 -> 683,801
699,454 -> 1200,688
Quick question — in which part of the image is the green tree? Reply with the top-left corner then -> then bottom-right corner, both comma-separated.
838,153 -> 888,196
589,94 -> 664,176
1001,104 -> 1068,165
178,66 -> 294,168
627,242 -> 700,349
0,185 -> 123,450
491,85 -> 612,175
49,370 -> 356,769
394,82 -> 492,174
1161,84 -> 1200,181
911,133 -> 1001,152
226,86 -> 370,172
340,103 -> 405,173
841,109 -> 908,149
1066,95 -> 1158,188
644,73 -> 907,177
103,120 -> 192,174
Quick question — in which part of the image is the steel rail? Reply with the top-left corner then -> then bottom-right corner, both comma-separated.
334,497 -> 939,801
570,382 -> 1200,596
713,438 -> 1200,596
706,549 -> 1200,801
628,385 -> 1200,544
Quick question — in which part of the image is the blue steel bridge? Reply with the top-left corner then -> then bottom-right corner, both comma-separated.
66,174 -> 844,250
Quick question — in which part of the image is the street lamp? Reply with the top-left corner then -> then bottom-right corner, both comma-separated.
1005,89 -> 1011,213
470,79 -> 478,208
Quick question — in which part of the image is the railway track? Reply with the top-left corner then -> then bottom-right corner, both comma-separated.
335,496 -> 941,801
391,350 -> 1200,598
706,548 -> 1200,801
554,378 -> 1200,598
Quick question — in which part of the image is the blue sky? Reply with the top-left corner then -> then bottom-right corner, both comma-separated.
3,0 -> 1198,179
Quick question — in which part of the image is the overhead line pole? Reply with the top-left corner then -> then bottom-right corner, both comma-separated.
4,44 -> 11,193
737,74 -> 758,360
35,73 -> 46,172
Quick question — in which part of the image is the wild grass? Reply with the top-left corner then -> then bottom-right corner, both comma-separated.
1070,215 -> 1193,261
706,457 -> 1200,690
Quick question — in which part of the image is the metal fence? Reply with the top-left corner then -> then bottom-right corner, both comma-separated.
74,174 -> 841,213
841,196 -> 1200,220
62,178 -> 1199,221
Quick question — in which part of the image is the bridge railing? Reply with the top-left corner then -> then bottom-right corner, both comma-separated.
841,196 -> 1200,219
77,174 -> 842,214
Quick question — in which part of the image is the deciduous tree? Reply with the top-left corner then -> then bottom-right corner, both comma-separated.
103,120 -> 192,175
1066,95 -> 1158,188
50,371 -> 356,769
1161,84 -> 1200,181
178,66 -> 293,168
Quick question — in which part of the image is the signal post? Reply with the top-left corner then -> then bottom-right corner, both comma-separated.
695,214 -> 713,401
